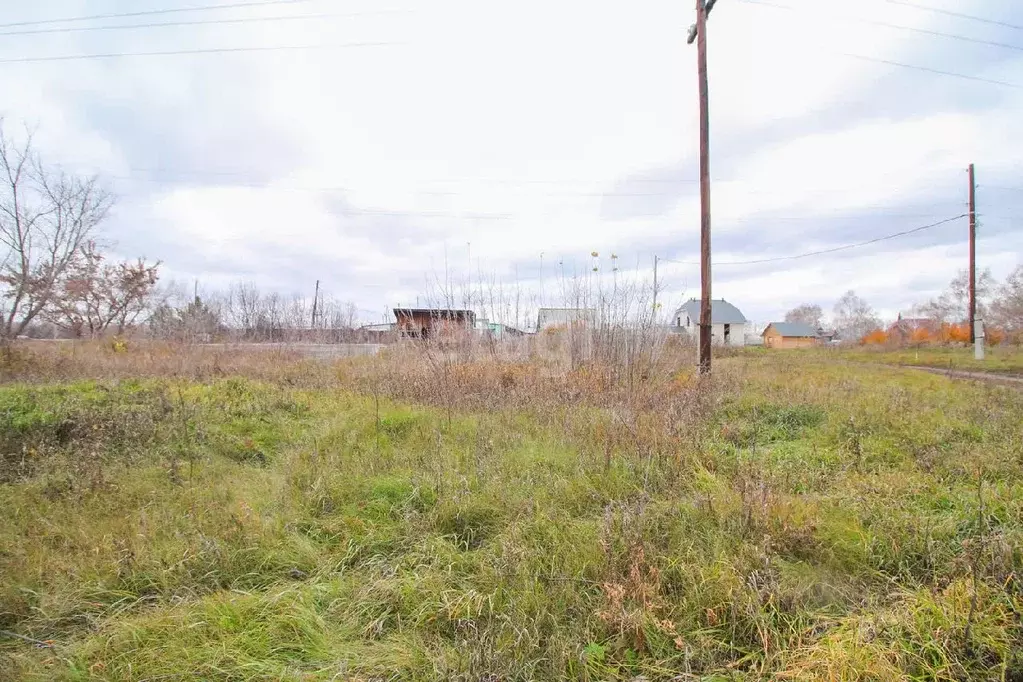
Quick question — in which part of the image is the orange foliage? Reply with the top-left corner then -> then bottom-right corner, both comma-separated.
986,327 -> 1007,346
861,329 -> 888,345
940,323 -> 970,344
908,327 -> 935,345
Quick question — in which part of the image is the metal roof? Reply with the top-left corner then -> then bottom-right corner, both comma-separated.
393,308 -> 474,317
675,299 -> 747,325
537,307 -> 596,329
765,322 -> 817,338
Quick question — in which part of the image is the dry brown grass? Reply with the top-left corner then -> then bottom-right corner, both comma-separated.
4,336 -> 1021,680
1,339 -> 328,385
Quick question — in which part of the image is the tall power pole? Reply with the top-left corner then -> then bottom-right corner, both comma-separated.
968,163 -> 977,344
311,280 -> 320,327
652,255 -> 659,318
689,0 -> 717,373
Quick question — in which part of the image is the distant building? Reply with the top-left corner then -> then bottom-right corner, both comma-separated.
762,321 -> 819,349
360,323 -> 396,333
536,307 -> 596,331
672,299 -> 748,347
475,319 -> 526,340
888,315 -> 939,343
393,308 -> 475,339
816,328 -> 840,344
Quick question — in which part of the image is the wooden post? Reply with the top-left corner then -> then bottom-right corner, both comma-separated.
311,279 -> 320,327
968,163 -> 976,344
652,255 -> 659,319
696,0 -> 713,374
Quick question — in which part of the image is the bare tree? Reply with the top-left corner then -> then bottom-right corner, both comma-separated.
784,303 -> 823,329
915,268 -> 995,324
990,265 -> 1023,332
149,286 -> 223,343
225,281 -> 263,338
0,122 -> 113,339
833,290 -> 880,342
45,240 -> 160,337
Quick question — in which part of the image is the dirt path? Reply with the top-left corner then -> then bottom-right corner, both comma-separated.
903,365 -> 1023,386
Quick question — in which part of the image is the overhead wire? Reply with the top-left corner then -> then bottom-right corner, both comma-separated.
738,0 -> 1023,89
0,0 -> 320,29
93,165 -> 968,197
740,0 -> 1023,53
885,0 -> 1023,32
837,54 -> 1023,89
0,41 -> 401,64
980,185 -> 1023,193
659,214 -> 968,266
0,9 -> 406,38
96,172 -> 969,219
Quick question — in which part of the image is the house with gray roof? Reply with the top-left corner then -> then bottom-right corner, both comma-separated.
762,321 -> 819,349
672,298 -> 748,347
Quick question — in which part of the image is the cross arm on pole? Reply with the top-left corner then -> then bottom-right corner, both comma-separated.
687,0 -> 718,44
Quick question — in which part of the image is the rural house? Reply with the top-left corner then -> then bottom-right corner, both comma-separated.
887,316 -> 939,344
672,299 -> 747,347
762,321 -> 819,349
393,308 -> 475,339
536,307 -> 596,331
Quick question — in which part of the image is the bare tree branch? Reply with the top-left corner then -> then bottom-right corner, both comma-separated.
0,119 -> 113,339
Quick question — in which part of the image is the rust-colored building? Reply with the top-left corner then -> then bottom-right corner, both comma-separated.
887,316 -> 939,344
762,322 -> 819,349
393,308 -> 475,339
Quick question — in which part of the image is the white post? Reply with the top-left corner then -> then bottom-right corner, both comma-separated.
974,318 -> 985,361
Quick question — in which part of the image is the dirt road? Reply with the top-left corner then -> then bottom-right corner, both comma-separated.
905,365 -> 1023,386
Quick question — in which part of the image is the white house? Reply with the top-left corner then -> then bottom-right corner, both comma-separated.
672,299 -> 748,347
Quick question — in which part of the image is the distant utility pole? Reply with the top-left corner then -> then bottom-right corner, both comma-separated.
689,0 -> 718,374
652,255 -> 659,318
539,252 -> 545,308
968,163 -> 977,344
311,279 -> 320,327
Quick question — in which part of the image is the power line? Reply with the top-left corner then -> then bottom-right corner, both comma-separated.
741,0 -> 1023,52
0,0 -> 319,29
0,41 -> 401,65
326,208 -> 510,220
99,174 -> 970,217
75,163 -> 979,191
839,53 -> 1023,89
980,185 -> 1023,193
95,167 -> 973,198
885,0 -> 1023,32
0,9 -> 404,38
660,214 -> 968,266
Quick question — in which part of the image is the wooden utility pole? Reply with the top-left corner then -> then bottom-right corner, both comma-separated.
311,279 -> 320,327
689,0 -> 717,373
968,163 -> 977,344
652,255 -> 659,318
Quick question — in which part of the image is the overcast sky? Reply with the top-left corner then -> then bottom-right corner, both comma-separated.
1,0 -> 1021,326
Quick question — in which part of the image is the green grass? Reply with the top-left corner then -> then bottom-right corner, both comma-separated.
1,355 -> 1022,680
834,344 -> 1023,375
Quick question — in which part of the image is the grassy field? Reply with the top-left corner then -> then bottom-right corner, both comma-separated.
1,342 -> 1022,680
836,344 -> 1023,375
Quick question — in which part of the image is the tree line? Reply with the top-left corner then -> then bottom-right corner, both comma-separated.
783,268 -> 1023,344
4,120 -> 1022,345
0,121 -> 362,344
